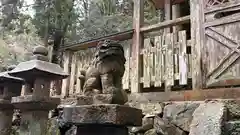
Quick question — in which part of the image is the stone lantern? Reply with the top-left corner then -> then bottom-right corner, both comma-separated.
8,46 -> 68,134
0,66 -> 24,135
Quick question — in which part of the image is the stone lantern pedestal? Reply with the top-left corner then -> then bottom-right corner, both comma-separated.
63,104 -> 142,135
9,46 -> 68,135
0,67 -> 23,135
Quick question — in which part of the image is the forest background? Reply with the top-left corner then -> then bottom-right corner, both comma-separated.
0,0 -> 165,69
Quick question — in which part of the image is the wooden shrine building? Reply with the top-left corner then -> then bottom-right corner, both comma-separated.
54,0 -> 240,102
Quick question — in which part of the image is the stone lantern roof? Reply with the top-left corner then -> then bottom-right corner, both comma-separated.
0,66 -> 24,84
8,46 -> 69,80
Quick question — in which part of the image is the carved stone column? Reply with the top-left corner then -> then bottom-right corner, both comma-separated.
9,46 -> 68,135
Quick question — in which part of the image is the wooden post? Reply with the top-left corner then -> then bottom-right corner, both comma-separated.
190,0 -> 204,90
61,50 -> 72,97
172,4 -> 182,33
164,0 -> 172,34
164,0 -> 172,92
131,0 -> 144,93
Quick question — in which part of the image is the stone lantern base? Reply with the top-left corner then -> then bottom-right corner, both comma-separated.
0,99 -> 14,135
11,95 -> 60,135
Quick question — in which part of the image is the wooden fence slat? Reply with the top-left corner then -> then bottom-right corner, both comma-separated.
150,40 -> 154,85
154,35 -> 162,87
165,33 -> 174,91
161,35 -> 166,85
174,32 -> 179,80
143,38 -> 151,88
69,53 -> 77,95
188,54 -> 192,77
179,31 -> 188,85
123,45 -> 130,90
61,51 -> 72,97
76,55 -> 82,94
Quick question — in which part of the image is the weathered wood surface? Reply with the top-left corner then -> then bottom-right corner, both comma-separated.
190,0 -> 205,90
165,33 -> 174,91
69,53 -> 77,95
131,0 -> 144,93
122,43 -> 130,90
141,16 -> 190,33
154,35 -> 163,87
75,55 -> 83,94
128,88 -> 240,103
143,38 -> 151,88
140,31 -> 191,90
61,51 -> 72,97
179,31 -> 188,85
203,1 -> 240,87
164,0 -> 172,34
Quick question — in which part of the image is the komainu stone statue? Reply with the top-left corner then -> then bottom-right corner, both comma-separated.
79,39 -> 128,105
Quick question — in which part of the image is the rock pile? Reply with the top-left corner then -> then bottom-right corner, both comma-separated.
129,99 -> 240,135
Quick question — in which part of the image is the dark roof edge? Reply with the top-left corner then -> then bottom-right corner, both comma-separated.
60,29 -> 134,52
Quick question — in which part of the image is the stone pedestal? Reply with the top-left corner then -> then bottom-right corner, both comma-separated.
63,104 -> 142,135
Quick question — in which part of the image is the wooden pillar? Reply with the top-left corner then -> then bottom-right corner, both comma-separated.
131,0 -> 144,93
164,0 -> 172,34
164,0 -> 172,92
172,4 -> 182,33
61,50 -> 72,97
190,0 -> 205,90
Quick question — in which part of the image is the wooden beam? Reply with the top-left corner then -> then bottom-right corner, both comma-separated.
190,0 -> 205,90
152,0 -> 185,9
140,16 -> 190,33
128,88 -> 240,103
131,0 -> 144,93
60,29 -> 134,51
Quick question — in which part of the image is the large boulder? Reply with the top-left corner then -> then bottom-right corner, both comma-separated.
189,100 -> 227,135
163,102 -> 200,132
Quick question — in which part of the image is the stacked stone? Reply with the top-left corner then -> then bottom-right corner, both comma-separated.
8,46 -> 68,135
0,66 -> 24,135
